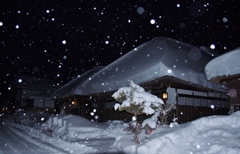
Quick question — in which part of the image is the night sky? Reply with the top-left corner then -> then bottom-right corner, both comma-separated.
0,0 -> 239,102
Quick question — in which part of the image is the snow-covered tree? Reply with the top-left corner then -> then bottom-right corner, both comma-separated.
112,80 -> 164,144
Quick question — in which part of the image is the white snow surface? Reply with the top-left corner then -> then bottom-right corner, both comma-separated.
205,46 -> 240,80
1,112 -> 240,153
76,37 -> 226,95
142,118 -> 157,129
52,66 -> 103,99
41,114 -> 109,140
112,81 -> 164,115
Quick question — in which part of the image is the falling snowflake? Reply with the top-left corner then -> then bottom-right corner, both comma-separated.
210,105 -> 214,109
137,7 -> 145,15
62,40 -> 66,44
210,44 -> 215,49
222,17 -> 228,23
132,116 -> 136,121
150,19 -> 156,24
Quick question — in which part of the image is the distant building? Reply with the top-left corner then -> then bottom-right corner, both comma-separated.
52,37 -> 230,123
12,75 -> 56,112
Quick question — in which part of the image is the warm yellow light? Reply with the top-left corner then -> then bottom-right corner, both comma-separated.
72,101 -> 75,105
162,92 -> 168,99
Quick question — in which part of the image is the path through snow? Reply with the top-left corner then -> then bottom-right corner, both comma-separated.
0,117 -> 101,154
0,122 -> 66,154
73,137 -> 117,153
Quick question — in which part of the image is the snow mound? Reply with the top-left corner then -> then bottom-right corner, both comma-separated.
142,118 -> 156,129
102,120 -> 128,137
41,114 -> 108,140
3,110 -> 240,153
116,112 -> 240,154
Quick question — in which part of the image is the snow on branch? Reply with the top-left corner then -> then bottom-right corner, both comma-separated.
112,80 -> 164,115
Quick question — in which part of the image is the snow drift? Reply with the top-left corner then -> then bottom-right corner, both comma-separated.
8,110 -> 240,153
115,112 -> 240,154
41,114 -> 108,140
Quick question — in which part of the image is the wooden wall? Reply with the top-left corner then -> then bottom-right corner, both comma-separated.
177,105 -> 229,123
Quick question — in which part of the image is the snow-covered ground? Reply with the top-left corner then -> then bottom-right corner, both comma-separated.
1,111 -> 240,154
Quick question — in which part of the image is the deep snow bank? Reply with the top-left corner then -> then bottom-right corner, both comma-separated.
41,114 -> 110,140
8,110 -> 240,153
115,112 -> 240,154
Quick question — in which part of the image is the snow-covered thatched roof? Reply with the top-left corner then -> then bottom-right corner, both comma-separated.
205,47 -> 240,83
52,66 -> 104,99
75,37 -> 227,95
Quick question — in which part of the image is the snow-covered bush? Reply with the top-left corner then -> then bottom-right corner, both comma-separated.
112,80 -> 164,144
169,118 -> 179,128
154,103 -> 176,125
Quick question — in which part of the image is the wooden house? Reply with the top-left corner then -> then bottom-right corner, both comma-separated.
52,37 -> 230,123
205,47 -> 240,114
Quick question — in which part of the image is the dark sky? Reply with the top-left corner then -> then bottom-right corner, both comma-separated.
0,0 -> 239,102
